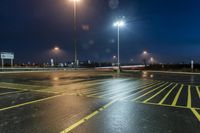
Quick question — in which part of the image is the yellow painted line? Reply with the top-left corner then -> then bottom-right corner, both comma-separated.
0,90 -> 24,96
60,100 -> 116,133
0,93 -> 66,112
32,90 -> 60,94
86,79 -> 145,97
82,79 -> 157,95
0,85 -> 28,91
110,81 -> 160,99
143,83 -> 173,103
187,85 -> 192,108
171,84 -> 184,106
159,83 -> 178,104
196,86 -> 200,99
120,81 -> 164,101
99,80 -> 158,98
131,82 -> 168,101
133,100 -> 200,110
78,80 -> 115,93
0,82 -> 43,88
191,108 -> 200,122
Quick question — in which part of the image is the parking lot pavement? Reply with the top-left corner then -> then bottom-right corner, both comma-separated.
72,101 -> 200,133
0,70 -> 199,133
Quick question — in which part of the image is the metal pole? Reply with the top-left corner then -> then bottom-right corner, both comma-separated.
117,26 -> 120,74
73,0 -> 78,69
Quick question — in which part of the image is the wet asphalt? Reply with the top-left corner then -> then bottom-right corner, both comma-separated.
0,70 -> 199,133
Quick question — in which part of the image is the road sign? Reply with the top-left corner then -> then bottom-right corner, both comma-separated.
1,52 -> 14,68
1,52 -> 14,59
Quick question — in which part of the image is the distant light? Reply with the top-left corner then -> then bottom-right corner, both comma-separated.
143,50 -> 147,55
150,74 -> 154,78
113,20 -> 125,27
53,46 -> 60,51
150,57 -> 154,62
69,0 -> 81,2
53,77 -> 59,81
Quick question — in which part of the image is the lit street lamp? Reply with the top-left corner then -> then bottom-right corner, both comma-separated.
142,50 -> 148,67
150,57 -> 154,64
70,0 -> 81,69
53,46 -> 60,52
113,20 -> 125,74
52,46 -> 60,66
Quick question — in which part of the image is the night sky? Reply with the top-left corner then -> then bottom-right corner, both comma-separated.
1,0 -> 200,64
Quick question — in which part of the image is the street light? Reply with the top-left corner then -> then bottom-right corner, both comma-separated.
113,20 -> 125,74
53,46 -> 60,51
52,46 -> 61,67
69,0 -> 81,69
142,50 -> 148,67
143,50 -> 147,55
150,57 -> 154,64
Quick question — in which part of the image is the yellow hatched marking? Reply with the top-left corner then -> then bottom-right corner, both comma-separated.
133,100 -> 200,110
159,83 -> 178,104
187,85 -> 192,108
0,90 -> 24,96
131,82 -> 168,101
100,80 -> 159,98
80,80 -> 132,95
143,83 -> 173,103
171,84 -> 184,106
191,108 -> 200,122
120,82 -> 164,101
87,80 -> 153,97
110,81 -> 160,99
196,86 -> 200,99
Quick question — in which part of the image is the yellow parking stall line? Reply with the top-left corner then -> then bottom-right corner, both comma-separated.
132,82 -> 169,101
0,90 -> 25,96
86,80 -> 149,97
87,84 -> 137,97
143,83 -> 173,103
120,81 -> 165,101
99,80 -> 159,98
76,80 -> 112,93
133,100 -> 200,110
191,108 -> 200,122
60,100 -> 116,133
80,79 -> 133,95
187,85 -> 192,108
171,84 -> 184,106
0,93 -> 67,112
110,81 -> 161,99
0,85 -> 28,91
196,86 -> 200,99
159,83 -> 178,104
82,79 -> 158,95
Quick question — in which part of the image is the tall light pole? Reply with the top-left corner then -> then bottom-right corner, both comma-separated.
113,20 -> 125,74
143,50 -> 148,67
70,0 -> 80,69
52,46 -> 60,67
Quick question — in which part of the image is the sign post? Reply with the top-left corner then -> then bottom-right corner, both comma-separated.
0,52 -> 14,68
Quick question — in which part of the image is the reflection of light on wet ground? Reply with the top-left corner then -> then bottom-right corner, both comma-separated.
104,102 -> 136,132
142,71 -> 148,78
190,75 -> 194,83
53,77 -> 59,81
150,74 -> 154,78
